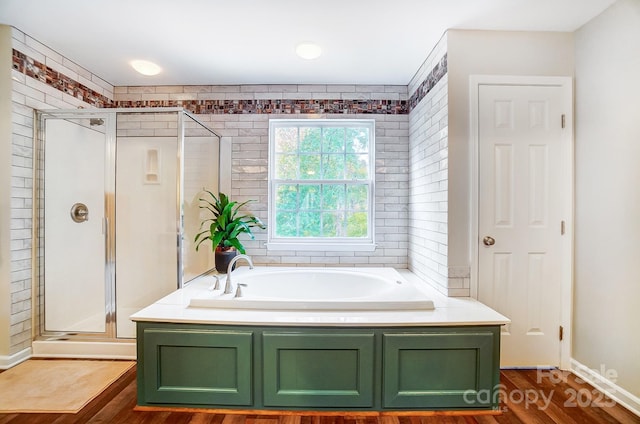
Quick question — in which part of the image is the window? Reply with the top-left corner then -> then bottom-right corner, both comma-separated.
267,119 -> 375,251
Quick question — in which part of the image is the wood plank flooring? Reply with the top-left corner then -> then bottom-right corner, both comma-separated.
0,367 -> 638,423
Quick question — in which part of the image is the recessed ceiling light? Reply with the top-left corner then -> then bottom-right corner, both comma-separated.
130,60 -> 162,76
295,42 -> 322,60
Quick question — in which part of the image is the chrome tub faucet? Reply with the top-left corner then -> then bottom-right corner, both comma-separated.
224,254 -> 254,294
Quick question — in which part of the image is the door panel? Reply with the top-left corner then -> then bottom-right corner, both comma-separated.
382,331 -> 497,409
141,328 -> 253,405
262,332 -> 375,408
44,119 -> 107,333
478,84 -> 564,367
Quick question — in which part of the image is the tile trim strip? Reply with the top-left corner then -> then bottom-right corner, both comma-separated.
12,49 -> 116,108
114,99 -> 407,114
12,48 -> 444,114
408,53 -> 447,111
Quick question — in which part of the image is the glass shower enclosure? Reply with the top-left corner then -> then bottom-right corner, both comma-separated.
33,108 -> 219,343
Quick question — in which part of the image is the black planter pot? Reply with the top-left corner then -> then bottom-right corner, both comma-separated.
215,248 -> 238,274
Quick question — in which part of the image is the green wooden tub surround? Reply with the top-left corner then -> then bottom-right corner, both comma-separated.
136,322 -> 501,411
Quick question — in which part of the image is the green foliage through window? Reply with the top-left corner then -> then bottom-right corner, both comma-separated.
270,120 -> 374,242
274,183 -> 369,237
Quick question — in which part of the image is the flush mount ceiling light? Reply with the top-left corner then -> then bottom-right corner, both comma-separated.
130,59 -> 162,76
295,42 -> 322,60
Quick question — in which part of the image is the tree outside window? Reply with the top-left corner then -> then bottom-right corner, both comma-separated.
268,120 -> 375,251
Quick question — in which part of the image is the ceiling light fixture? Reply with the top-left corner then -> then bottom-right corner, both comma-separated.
295,42 -> 322,60
130,60 -> 162,76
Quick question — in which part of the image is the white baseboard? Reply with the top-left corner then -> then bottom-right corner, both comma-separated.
0,347 -> 32,370
571,358 -> 640,417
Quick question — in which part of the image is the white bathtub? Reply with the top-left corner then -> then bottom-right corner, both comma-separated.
187,267 -> 435,311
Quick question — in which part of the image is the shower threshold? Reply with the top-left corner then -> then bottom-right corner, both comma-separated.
31,339 -> 136,360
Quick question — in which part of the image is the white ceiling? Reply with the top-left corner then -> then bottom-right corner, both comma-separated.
0,0 -> 617,87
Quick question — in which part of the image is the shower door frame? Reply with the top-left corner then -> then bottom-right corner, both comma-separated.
34,109 -> 117,341
33,107 -> 215,342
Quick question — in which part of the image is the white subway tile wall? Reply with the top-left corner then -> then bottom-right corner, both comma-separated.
407,33 -> 469,296
9,27 -> 114,355
113,85 -> 410,268
407,34 -> 463,296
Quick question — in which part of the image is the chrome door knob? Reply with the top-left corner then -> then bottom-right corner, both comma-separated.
483,236 -> 496,246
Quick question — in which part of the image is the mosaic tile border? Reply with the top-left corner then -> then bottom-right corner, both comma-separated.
12,49 -> 116,108
12,48 -> 444,114
115,99 -> 407,114
408,53 -> 447,110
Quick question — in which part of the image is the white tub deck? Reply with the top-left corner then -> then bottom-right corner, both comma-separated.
130,268 -> 509,327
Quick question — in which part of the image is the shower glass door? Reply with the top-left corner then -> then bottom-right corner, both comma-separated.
42,115 -> 113,335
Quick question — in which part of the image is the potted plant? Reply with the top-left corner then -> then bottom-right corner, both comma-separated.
194,191 -> 265,273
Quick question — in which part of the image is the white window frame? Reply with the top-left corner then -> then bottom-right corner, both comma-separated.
267,119 -> 376,252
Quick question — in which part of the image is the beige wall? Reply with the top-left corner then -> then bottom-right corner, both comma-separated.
446,29 -> 575,269
0,26 -> 12,357
574,0 -> 640,398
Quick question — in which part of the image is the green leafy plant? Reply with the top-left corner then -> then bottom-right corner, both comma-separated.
194,191 -> 265,254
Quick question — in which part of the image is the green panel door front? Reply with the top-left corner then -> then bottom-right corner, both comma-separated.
142,328 -> 252,406
263,332 -> 375,408
383,331 -> 497,409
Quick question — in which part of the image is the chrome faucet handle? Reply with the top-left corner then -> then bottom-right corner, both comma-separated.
208,275 -> 220,291
234,283 -> 247,298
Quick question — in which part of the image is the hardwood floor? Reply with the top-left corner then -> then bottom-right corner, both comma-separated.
0,367 -> 638,423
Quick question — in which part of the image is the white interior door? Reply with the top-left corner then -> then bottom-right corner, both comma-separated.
478,83 -> 567,367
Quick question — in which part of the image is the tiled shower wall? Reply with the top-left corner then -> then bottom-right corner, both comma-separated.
7,26 -> 114,356
114,85 -> 411,267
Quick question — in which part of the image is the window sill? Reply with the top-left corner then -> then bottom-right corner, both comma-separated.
266,242 -> 377,252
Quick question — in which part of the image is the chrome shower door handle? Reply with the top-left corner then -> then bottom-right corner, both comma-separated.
483,236 -> 496,246
70,203 -> 89,223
